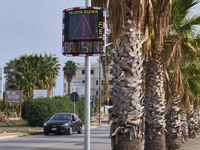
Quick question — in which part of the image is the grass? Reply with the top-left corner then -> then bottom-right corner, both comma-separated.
0,120 -> 43,135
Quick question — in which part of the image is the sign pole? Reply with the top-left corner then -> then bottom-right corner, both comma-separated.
6,103 -> 7,117
84,55 -> 91,150
62,2 -> 105,150
74,93 -> 75,114
84,0 -> 91,148
12,103 -> 14,118
99,56 -> 101,125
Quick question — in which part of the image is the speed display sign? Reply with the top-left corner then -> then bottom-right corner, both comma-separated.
62,7 -> 106,56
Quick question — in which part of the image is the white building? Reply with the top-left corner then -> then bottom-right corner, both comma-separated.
63,62 -> 113,97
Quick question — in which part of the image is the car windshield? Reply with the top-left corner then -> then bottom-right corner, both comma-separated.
50,114 -> 71,120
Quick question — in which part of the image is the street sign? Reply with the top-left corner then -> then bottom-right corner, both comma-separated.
62,7 -> 106,56
107,97 -> 109,102
91,96 -> 96,102
70,92 -> 79,102
5,90 -> 23,103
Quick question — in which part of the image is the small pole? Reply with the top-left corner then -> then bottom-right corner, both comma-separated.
20,103 -> 22,119
99,56 -> 101,125
12,103 -> 14,118
74,93 -> 75,114
6,103 -> 8,117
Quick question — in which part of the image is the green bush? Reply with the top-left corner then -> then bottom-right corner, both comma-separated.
22,96 -> 85,127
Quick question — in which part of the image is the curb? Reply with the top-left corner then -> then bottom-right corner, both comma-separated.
0,133 -> 19,140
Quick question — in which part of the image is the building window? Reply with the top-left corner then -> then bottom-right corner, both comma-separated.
96,80 -> 98,85
101,80 -> 104,85
82,80 -> 85,83
91,70 -> 94,74
82,70 -> 85,74
96,91 -> 98,96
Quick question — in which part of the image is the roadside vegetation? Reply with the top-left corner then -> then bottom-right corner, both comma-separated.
0,120 -> 43,134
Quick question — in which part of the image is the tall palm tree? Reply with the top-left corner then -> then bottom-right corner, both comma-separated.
63,60 -> 77,96
92,0 -> 153,149
180,59 -> 200,138
163,0 -> 200,148
144,1 -> 172,149
101,47 -> 113,103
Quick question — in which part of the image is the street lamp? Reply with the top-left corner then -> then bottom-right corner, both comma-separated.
51,54 -> 56,98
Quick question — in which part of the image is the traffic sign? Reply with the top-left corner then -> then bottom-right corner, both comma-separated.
62,7 -> 106,56
107,97 -> 109,102
70,92 -> 79,102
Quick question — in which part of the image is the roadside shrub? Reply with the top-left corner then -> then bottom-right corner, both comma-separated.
22,96 -> 85,127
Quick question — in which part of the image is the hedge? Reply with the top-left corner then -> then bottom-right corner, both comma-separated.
22,96 -> 85,127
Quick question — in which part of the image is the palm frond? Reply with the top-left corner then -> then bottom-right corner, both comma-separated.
171,67 -> 184,98
166,40 -> 181,69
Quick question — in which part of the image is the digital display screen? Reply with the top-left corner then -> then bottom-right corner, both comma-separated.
63,8 -> 104,54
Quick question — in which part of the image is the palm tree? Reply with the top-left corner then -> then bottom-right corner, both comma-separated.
48,54 -> 61,97
63,60 -> 77,96
144,1 -> 172,149
101,47 -> 113,103
180,59 -> 200,138
92,0 -> 153,149
4,54 -> 61,99
163,0 -> 200,148
4,59 -> 18,90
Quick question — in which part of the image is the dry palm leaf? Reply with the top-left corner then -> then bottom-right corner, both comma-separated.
172,67 -> 184,99
166,41 -> 181,69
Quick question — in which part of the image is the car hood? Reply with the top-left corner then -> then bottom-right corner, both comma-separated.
46,120 -> 70,125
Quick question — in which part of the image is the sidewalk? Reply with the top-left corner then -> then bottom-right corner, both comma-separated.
180,134 -> 200,150
0,132 -> 19,140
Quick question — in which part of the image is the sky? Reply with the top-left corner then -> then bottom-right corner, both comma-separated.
0,0 -> 200,96
0,0 -> 101,96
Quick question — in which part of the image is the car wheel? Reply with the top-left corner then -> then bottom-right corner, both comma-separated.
77,125 -> 82,134
44,132 -> 49,135
68,126 -> 72,135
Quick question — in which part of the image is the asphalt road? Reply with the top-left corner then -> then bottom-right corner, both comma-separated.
0,124 -> 111,150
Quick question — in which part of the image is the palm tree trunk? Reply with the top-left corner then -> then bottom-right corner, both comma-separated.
180,108 -> 188,143
68,81 -> 71,96
144,45 -> 166,150
165,92 -> 182,150
112,132 -> 142,150
109,21 -> 144,150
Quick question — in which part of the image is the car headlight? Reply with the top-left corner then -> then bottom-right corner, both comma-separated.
62,123 -> 69,127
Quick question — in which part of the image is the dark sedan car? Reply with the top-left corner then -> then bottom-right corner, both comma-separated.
44,113 -> 82,135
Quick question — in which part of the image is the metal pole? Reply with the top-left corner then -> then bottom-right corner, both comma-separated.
74,94 -> 75,114
84,56 -> 90,150
99,56 -> 101,125
85,1 -> 91,150
85,0 -> 91,6
51,54 -> 56,98
12,103 -> 14,118
51,55 -> 53,98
